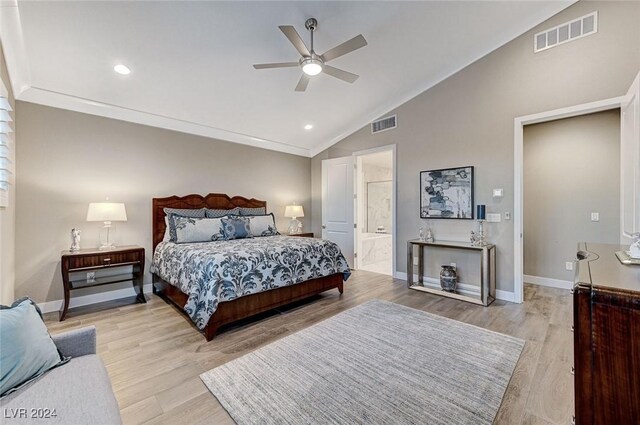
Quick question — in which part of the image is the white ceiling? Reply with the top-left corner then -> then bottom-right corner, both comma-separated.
1,1 -> 573,157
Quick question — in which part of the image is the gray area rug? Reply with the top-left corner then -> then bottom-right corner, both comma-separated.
201,299 -> 525,425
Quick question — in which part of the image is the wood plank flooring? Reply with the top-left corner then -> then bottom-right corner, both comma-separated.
44,271 -> 574,425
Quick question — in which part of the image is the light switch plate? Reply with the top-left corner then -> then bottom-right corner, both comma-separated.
486,213 -> 501,222
591,212 -> 600,222
565,262 -> 574,271
492,188 -> 504,198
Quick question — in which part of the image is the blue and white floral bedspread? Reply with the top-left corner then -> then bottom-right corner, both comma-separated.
151,236 -> 351,329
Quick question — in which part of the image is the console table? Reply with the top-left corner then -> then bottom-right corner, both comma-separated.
406,239 -> 496,306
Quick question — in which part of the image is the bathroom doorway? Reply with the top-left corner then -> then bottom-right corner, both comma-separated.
354,146 -> 396,276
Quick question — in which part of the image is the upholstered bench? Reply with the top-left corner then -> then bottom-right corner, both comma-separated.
0,326 -> 122,425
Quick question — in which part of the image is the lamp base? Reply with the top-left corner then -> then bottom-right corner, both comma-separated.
288,218 -> 303,235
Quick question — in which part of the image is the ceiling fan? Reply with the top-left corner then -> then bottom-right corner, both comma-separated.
253,18 -> 368,92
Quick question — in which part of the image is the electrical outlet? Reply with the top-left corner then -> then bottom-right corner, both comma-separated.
450,262 -> 457,270
591,212 -> 600,222
504,212 -> 511,220
565,262 -> 574,271
87,272 -> 96,282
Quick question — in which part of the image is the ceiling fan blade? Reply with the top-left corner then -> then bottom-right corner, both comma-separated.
279,25 -> 311,57
295,74 -> 310,92
321,34 -> 367,62
323,65 -> 359,83
253,62 -> 299,69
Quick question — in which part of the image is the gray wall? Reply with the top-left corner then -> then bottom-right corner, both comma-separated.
524,110 -> 620,282
15,102 -> 311,303
311,1 -> 640,294
0,44 -> 16,305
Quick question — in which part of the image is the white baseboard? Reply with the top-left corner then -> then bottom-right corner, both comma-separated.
37,283 -> 154,314
394,271 -> 516,303
524,274 -> 573,290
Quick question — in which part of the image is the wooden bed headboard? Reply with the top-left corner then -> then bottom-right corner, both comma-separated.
152,193 -> 267,251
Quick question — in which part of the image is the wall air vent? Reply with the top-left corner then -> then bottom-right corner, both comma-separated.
534,11 -> 598,53
371,115 -> 397,134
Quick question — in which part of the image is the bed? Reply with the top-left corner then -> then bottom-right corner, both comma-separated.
150,193 -> 351,341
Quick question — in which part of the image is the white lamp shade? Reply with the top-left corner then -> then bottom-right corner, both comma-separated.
86,202 -> 127,222
284,205 -> 304,218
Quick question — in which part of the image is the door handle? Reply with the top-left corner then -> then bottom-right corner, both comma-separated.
322,225 -> 326,229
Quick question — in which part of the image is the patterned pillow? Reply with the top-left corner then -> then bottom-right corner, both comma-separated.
205,207 -> 240,218
163,207 -> 206,218
239,207 -> 266,216
171,217 -> 225,243
247,213 -> 280,237
164,208 -> 207,242
221,216 -> 253,240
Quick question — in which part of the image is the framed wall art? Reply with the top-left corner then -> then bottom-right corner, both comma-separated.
420,166 -> 474,219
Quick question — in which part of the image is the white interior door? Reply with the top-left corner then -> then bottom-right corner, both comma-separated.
621,71 -> 640,241
322,156 -> 355,267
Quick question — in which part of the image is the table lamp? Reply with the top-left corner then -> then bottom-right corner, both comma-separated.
284,204 -> 304,234
86,202 -> 127,250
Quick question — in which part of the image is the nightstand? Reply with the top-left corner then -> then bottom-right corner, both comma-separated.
60,245 -> 145,321
287,232 -> 315,238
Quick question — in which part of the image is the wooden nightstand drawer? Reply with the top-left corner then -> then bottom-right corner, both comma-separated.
66,249 -> 142,270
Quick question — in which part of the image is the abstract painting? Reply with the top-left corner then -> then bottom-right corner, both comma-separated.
420,166 -> 474,219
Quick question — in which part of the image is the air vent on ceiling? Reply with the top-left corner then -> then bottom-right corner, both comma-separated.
534,11 -> 598,53
371,115 -> 397,134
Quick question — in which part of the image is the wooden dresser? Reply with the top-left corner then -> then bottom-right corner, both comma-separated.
573,242 -> 640,425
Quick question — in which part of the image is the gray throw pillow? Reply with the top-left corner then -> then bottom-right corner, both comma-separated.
239,207 -> 266,216
205,207 -> 240,218
0,298 -> 68,397
163,207 -> 206,218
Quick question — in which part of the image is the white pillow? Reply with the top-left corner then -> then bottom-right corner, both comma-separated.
172,217 -> 226,243
248,213 -> 280,237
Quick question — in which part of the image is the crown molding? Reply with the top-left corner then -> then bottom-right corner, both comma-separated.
18,87 -> 312,157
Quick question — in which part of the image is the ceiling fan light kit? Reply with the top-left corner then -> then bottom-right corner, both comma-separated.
253,17 -> 367,91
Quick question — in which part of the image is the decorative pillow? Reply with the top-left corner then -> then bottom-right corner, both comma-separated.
171,217 -> 226,243
164,208 -> 207,242
247,213 -> 280,237
239,207 -> 266,216
163,207 -> 206,218
0,298 -> 68,397
206,207 -> 240,218
221,216 -> 253,240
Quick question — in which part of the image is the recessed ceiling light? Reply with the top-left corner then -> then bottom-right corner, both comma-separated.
113,64 -> 131,75
304,124 -> 313,130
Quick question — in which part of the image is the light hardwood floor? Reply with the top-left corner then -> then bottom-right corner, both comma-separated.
44,271 -> 574,425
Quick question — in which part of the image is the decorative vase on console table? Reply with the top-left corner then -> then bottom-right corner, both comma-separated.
440,265 -> 457,292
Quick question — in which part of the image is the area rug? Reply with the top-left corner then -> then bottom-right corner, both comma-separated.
200,299 -> 524,425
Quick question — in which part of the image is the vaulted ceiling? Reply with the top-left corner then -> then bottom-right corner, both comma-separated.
0,1 -> 572,157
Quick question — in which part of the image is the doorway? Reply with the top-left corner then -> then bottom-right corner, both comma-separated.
355,150 -> 394,275
523,110 -> 621,290
321,145 -> 396,276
